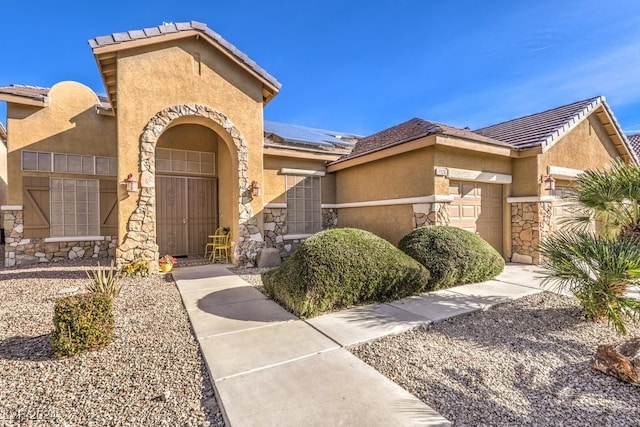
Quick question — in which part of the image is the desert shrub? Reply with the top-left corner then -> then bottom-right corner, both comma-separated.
51,293 -> 114,357
262,228 -> 429,318
122,260 -> 150,277
399,226 -> 504,290
86,261 -> 123,297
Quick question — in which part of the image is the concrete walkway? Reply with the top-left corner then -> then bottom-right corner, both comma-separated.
173,263 -> 548,427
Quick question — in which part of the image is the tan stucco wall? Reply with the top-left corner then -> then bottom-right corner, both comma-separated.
115,37 -> 265,243
263,155 -> 331,204
338,205 -> 414,245
0,136 -> 7,206
509,116 -> 623,198
511,156 -> 539,197
540,115 -> 621,175
5,82 -> 116,204
335,147 -> 434,203
158,124 -> 220,154
433,145 -> 512,195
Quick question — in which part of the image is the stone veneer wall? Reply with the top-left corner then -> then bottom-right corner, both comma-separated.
511,201 -> 554,264
3,208 -> 117,267
117,104 -> 262,268
263,207 -> 286,256
262,207 -> 339,259
322,208 -> 338,229
412,202 -> 451,227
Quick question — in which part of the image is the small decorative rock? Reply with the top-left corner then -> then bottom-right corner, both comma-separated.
256,248 -> 281,268
592,337 -> 640,386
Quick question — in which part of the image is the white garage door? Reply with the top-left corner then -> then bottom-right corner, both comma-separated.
449,180 -> 503,254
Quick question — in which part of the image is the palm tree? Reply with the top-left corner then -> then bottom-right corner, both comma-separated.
560,159 -> 640,238
540,160 -> 640,335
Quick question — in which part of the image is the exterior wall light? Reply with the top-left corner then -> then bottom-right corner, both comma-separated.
541,174 -> 556,192
251,180 -> 262,197
126,173 -> 139,193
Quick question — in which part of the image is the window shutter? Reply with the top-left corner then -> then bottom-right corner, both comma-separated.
100,179 -> 118,236
22,176 -> 50,238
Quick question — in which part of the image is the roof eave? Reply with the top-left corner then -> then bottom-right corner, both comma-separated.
91,29 -> 281,108
539,96 -> 603,152
435,135 -> 513,156
327,135 -> 437,172
0,93 -> 47,107
536,97 -> 638,165
594,101 -> 639,164
263,145 -> 346,161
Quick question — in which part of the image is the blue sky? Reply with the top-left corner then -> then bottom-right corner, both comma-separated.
1,1 -> 640,136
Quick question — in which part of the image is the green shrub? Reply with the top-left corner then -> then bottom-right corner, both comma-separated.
262,228 -> 429,318
399,226 -> 504,290
122,260 -> 150,278
51,293 -> 114,357
86,261 -> 123,298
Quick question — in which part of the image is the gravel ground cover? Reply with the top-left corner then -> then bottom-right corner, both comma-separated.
229,267 -> 272,295
352,292 -> 640,427
0,259 -> 224,426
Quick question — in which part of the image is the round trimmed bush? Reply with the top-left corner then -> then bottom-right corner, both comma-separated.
262,228 -> 430,318
399,226 -> 504,290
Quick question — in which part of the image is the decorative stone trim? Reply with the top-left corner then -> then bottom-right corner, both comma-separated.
412,202 -> 451,228
322,208 -> 338,229
511,201 -> 554,264
117,104 -> 261,268
3,209 -> 23,267
1,205 -> 23,211
263,206 -> 337,259
263,207 -> 287,257
3,208 -> 116,267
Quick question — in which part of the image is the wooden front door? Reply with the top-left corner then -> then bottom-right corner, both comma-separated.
156,176 -> 218,256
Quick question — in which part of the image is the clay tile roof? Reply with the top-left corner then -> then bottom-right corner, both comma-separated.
332,117 -> 509,164
628,133 -> 640,158
475,96 -> 603,149
0,84 -> 50,102
88,21 -> 281,90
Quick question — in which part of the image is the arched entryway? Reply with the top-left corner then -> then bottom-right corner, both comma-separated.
117,104 -> 260,267
155,123 -> 220,256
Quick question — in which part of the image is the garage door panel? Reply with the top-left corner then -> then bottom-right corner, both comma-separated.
449,180 -> 503,254
461,206 -> 476,218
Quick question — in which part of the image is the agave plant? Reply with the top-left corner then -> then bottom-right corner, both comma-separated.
86,261 -> 124,298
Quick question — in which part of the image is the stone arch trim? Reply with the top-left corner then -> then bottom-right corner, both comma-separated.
117,104 -> 258,267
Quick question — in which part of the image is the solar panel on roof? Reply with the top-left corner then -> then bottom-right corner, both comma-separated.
264,120 -> 358,150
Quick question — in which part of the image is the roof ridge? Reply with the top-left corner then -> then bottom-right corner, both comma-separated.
475,96 -> 603,131
89,21 -> 281,91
